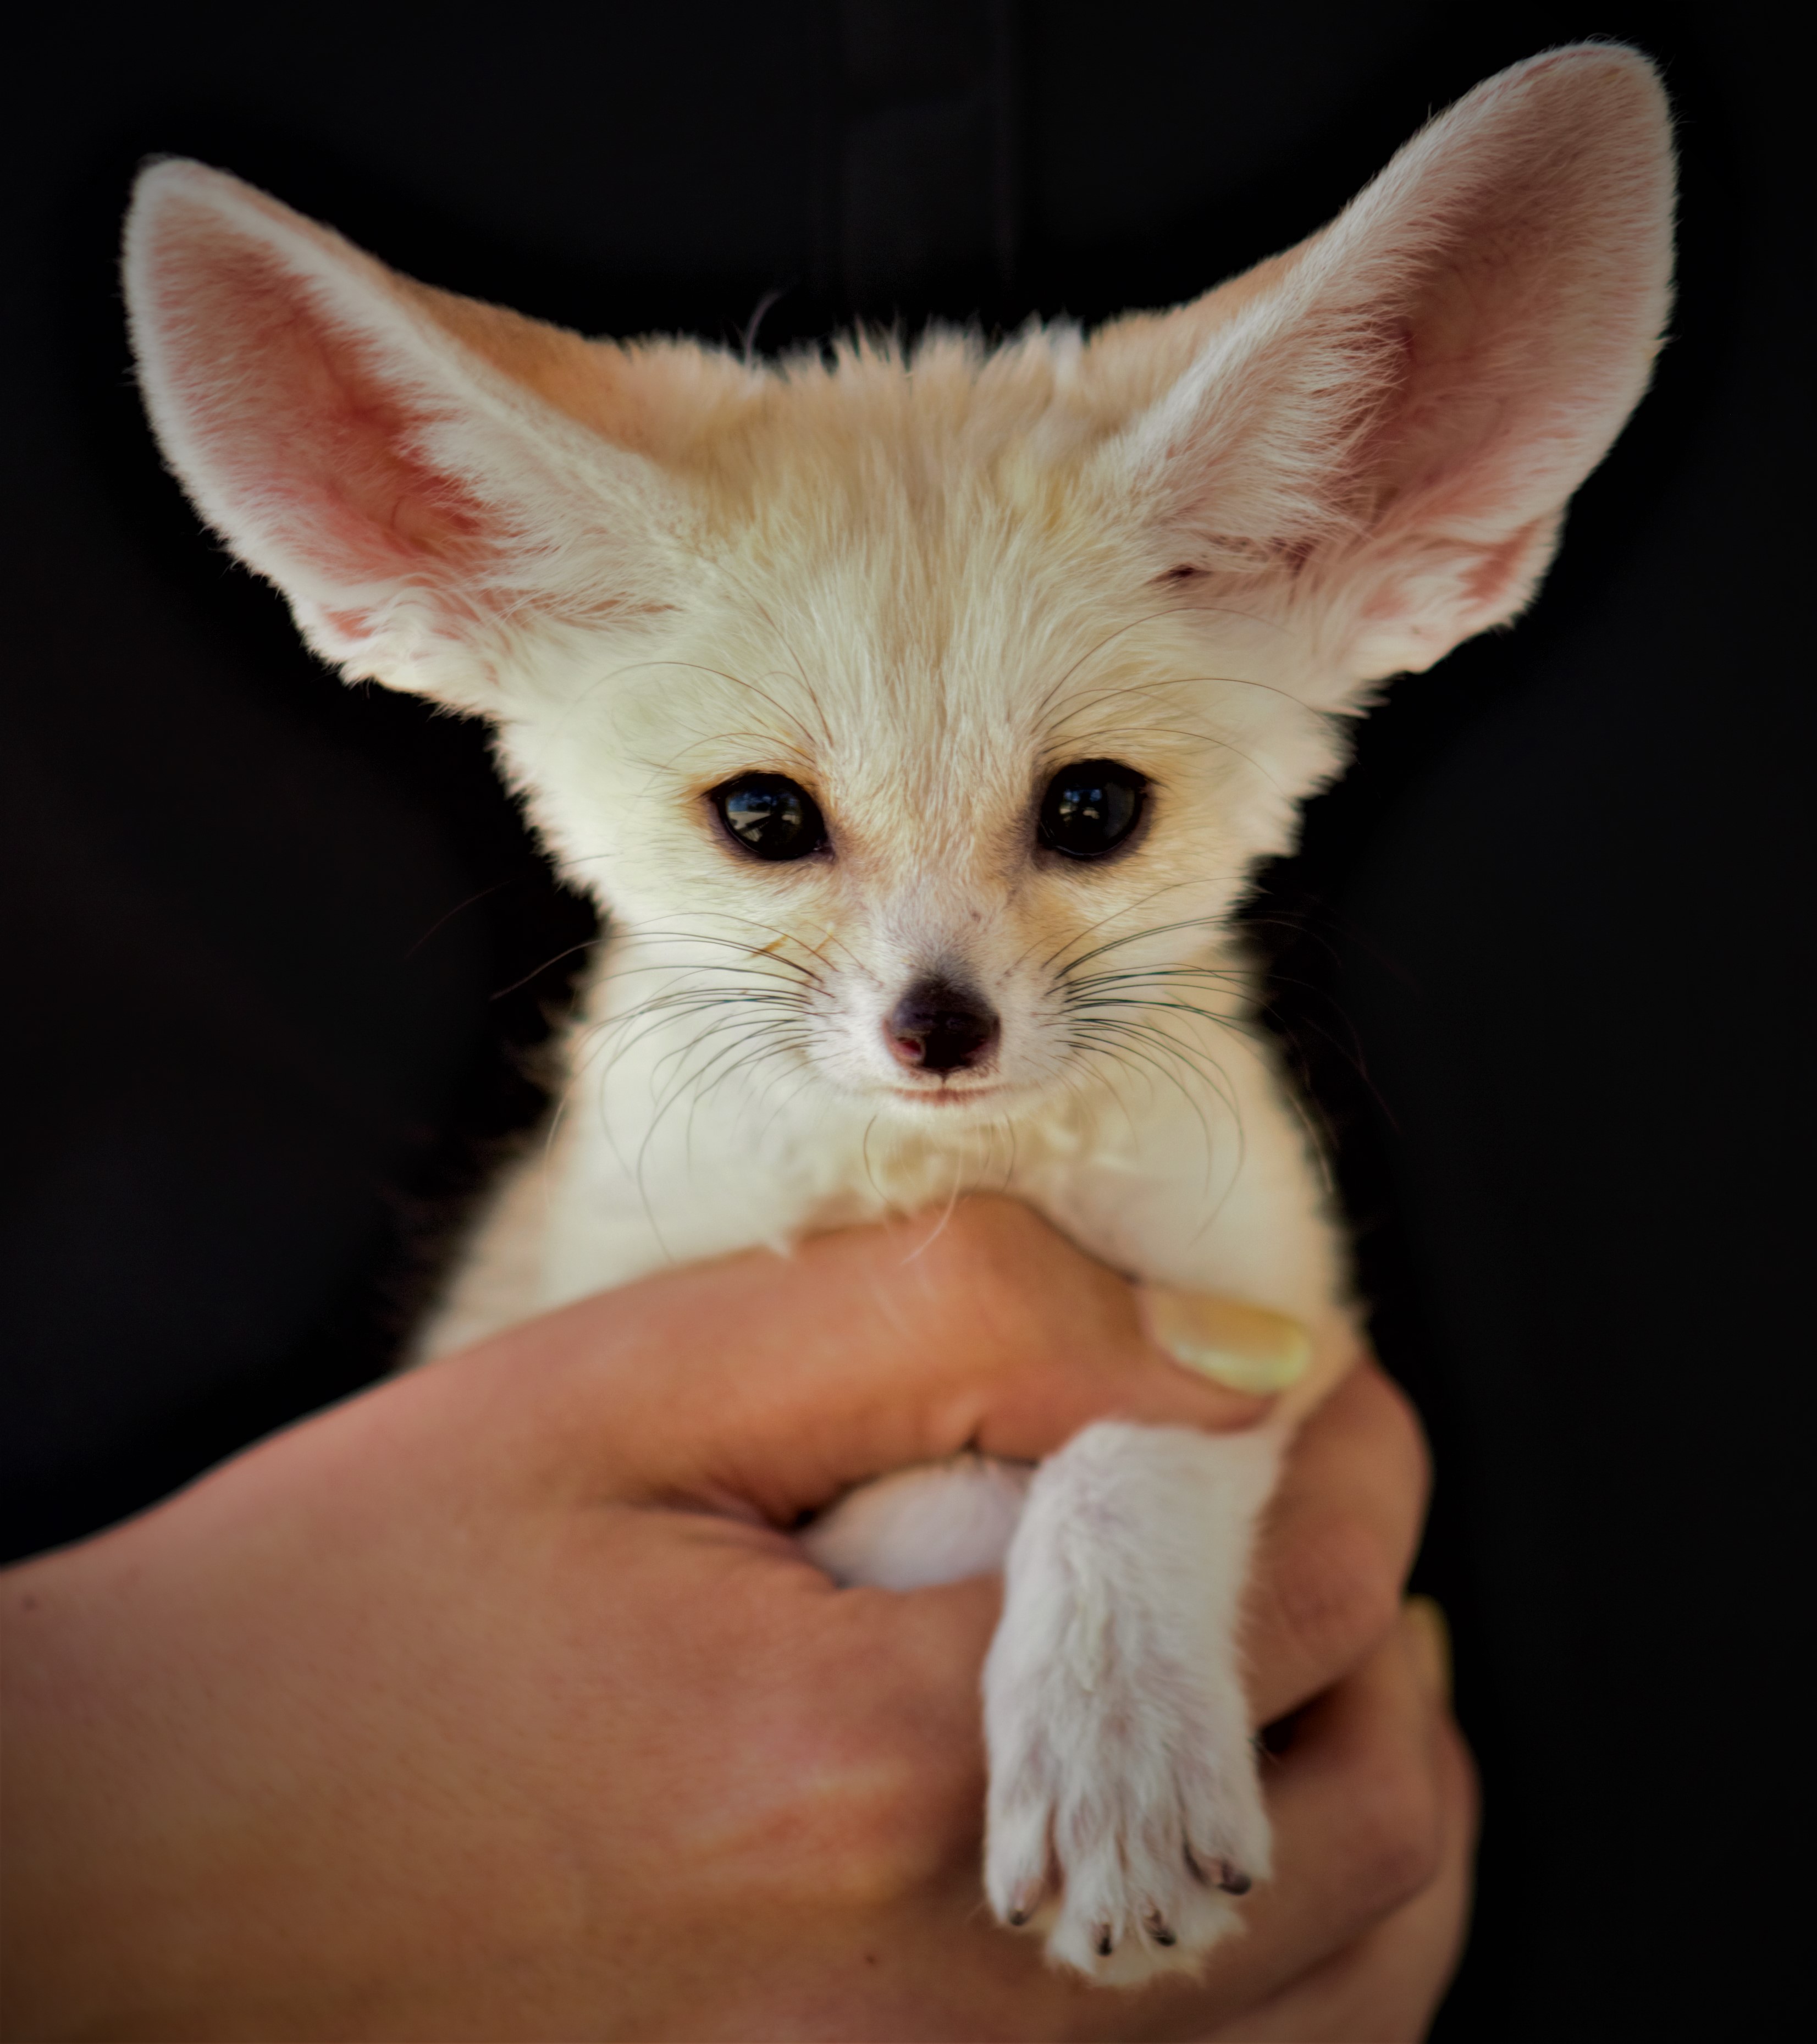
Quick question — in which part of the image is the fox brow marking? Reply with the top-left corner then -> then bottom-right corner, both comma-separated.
1037,700 -> 1294,800
1043,666 -> 1315,737
537,655 -> 826,794
615,658 -> 826,770
1026,609 -> 1184,729
746,595 -> 836,754
1027,595 -> 1299,732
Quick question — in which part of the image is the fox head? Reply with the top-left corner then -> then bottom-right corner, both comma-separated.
124,48 -> 1672,1133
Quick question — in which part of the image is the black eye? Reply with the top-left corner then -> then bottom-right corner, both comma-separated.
1038,759 -> 1147,859
711,773 -> 829,862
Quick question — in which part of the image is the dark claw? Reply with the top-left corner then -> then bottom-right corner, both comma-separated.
1142,1908 -> 1177,1947
1005,1877 -> 1043,1929
1185,1846 -> 1252,1895
1095,1926 -> 1116,1957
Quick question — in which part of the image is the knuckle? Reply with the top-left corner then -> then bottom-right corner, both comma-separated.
754,1771 -> 920,1907
752,1644 -> 964,1903
1342,1741 -> 1447,1912
1371,1368 -> 1434,1510
1262,1507 -> 1402,1679
791,1758 -> 938,1899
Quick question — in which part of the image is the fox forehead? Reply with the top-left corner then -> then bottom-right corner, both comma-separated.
559,335 -> 1259,799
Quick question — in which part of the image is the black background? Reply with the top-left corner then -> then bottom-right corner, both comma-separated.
4,4 -> 1810,2035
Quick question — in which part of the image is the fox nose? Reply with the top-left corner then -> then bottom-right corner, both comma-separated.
886,976 -> 1001,1074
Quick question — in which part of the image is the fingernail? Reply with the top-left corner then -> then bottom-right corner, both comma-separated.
1135,1285 -> 1312,1395
1403,1595 -> 1454,1705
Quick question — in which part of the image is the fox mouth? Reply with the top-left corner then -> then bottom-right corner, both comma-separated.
888,1082 -> 1008,1108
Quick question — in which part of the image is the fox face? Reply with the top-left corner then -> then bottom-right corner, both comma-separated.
123,49 -> 1671,1150
479,345 -> 1346,1130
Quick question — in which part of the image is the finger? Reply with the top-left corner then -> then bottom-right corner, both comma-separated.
745,1567 -> 1010,1894
1208,1622 -> 1478,2041
1189,1604 -> 1453,2020
477,1197 -> 1279,1518
1242,1362 -> 1431,1727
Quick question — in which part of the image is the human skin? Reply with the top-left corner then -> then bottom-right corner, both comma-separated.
1,1200 -> 1473,2041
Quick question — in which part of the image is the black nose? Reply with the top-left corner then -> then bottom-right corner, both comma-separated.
886,977 -> 1001,1074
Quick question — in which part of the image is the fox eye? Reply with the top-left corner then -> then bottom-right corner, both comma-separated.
711,773 -> 829,862
1038,760 -> 1147,859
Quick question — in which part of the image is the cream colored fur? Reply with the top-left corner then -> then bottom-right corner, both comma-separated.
123,46 -> 1674,1984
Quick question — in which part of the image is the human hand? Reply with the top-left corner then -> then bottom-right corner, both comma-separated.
2,1199 -> 1471,2040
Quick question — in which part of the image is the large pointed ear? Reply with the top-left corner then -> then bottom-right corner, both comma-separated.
1093,46 -> 1675,688
124,161 -> 697,708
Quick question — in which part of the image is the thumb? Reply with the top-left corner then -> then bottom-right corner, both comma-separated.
496,1198 -> 1289,1524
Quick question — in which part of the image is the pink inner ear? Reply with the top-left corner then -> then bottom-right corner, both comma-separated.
1365,130 -> 1666,543
154,217 -> 499,603
1457,519 -> 1544,608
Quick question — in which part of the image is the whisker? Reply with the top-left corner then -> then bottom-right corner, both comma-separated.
1067,1023 -> 1219,1188
490,938 -> 600,1001
1029,606 -> 1197,726
402,880 -> 513,962
1051,909 -> 1225,979
1031,880 -> 1198,977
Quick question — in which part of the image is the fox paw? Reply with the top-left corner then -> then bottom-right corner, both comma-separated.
981,1421 -> 1275,1985
984,1652 -> 1270,1982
